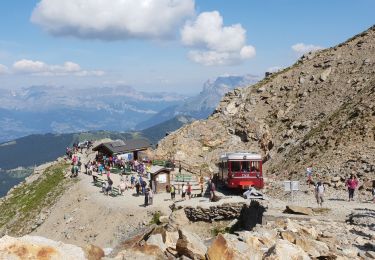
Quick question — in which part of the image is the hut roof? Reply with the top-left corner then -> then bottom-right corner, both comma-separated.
92,139 -> 150,155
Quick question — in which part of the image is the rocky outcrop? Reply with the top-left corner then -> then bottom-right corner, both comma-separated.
176,229 -> 207,260
154,25 -> 375,191
0,235 -> 87,260
207,233 -> 263,260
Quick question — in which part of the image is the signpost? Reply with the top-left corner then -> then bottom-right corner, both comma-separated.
284,181 -> 300,202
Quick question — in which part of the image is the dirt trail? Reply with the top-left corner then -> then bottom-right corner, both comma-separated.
31,148 -> 174,250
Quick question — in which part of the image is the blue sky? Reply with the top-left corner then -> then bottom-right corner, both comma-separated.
0,0 -> 374,94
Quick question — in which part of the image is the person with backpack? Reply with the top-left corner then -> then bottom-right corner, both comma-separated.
315,182 -> 324,206
372,182 -> 375,203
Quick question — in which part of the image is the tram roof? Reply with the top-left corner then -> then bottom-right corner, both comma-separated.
220,152 -> 262,160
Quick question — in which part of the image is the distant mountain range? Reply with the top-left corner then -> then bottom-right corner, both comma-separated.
0,74 -> 259,142
136,75 -> 259,129
0,85 -> 186,142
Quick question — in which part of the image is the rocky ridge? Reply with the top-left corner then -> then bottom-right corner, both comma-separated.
154,25 -> 375,191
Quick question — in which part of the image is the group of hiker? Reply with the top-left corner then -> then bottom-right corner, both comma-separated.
306,165 -> 375,206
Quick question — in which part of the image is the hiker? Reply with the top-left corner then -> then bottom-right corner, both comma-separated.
170,185 -> 176,201
105,166 -> 111,179
119,180 -> 127,195
144,188 -> 149,207
141,179 -> 147,195
135,181 -> 140,196
346,175 -> 359,201
306,165 -> 313,186
315,182 -> 324,207
104,178 -> 113,195
181,184 -> 186,200
179,164 -> 182,174
149,188 -> 154,205
187,182 -> 192,199
210,180 -> 216,201
92,170 -> 99,182
98,163 -> 104,175
372,184 -> 375,203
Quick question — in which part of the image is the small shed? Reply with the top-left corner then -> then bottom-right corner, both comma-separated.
149,165 -> 171,193
92,139 -> 150,160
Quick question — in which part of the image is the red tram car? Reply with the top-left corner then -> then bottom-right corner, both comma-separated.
218,152 -> 264,189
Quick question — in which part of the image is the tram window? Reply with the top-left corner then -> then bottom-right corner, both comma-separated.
231,161 -> 241,172
251,161 -> 260,172
242,161 -> 251,172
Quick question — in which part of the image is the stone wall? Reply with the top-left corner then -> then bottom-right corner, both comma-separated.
183,200 -> 266,231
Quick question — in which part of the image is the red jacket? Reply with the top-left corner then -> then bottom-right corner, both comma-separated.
346,179 -> 358,189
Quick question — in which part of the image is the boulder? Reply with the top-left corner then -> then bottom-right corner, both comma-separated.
176,229 -> 207,260
295,236 -> 329,258
159,215 -> 169,224
320,67 -> 332,81
85,244 -> 105,260
285,205 -> 314,216
165,231 -> 179,249
263,239 -> 311,260
146,234 -> 166,253
115,244 -> 166,260
166,209 -> 189,232
0,235 -> 86,260
207,233 -> 263,260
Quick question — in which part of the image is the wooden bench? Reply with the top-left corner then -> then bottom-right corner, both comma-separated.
110,187 -> 120,197
93,178 -> 106,187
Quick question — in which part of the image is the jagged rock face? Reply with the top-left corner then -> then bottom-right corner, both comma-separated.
154,25 -> 375,184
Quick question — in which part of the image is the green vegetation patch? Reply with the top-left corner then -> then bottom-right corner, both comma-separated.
149,211 -> 161,225
0,162 -> 72,235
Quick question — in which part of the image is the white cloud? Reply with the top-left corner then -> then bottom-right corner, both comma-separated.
0,64 -> 9,75
12,59 -> 104,76
31,0 -> 195,40
291,43 -> 323,55
181,11 -> 255,66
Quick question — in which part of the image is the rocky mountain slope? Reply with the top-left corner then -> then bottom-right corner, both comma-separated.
136,75 -> 259,130
155,25 -> 375,188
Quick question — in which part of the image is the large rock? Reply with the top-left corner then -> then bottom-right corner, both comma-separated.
284,205 -> 314,216
295,236 -> 329,258
85,244 -> 105,260
207,233 -> 263,260
166,209 -> 189,231
176,229 -> 207,260
320,67 -> 332,81
0,235 -> 86,260
146,234 -> 167,253
114,244 -> 166,260
263,239 -> 311,260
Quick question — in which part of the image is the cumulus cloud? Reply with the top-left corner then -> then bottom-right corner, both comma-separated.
0,64 -> 9,75
31,0 -> 195,40
181,11 -> 255,66
12,59 -> 104,76
292,43 -> 323,55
